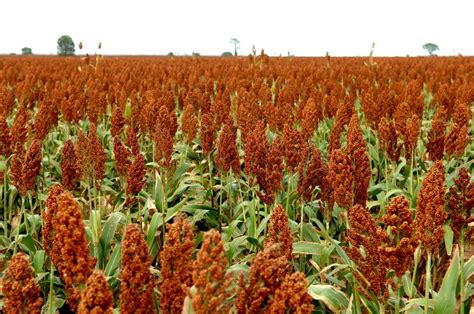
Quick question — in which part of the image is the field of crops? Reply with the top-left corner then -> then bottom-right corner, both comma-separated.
0,55 -> 473,313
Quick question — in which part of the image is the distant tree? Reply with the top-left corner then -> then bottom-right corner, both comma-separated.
57,35 -> 75,56
21,47 -> 32,55
422,43 -> 439,56
167,52 -> 174,56
192,52 -> 200,56
229,38 -> 240,56
221,51 -> 233,57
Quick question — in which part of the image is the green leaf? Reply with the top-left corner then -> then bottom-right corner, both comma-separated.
384,188 -> 404,200
154,174 -> 164,212
402,271 -> 417,297
434,246 -> 460,314
35,272 -> 48,283
292,241 -> 323,255
367,200 -> 382,209
20,234 -> 36,254
463,256 -> 474,281
147,212 -> 163,251
403,298 -> 436,312
330,239 -> 351,265
105,244 -> 121,276
226,236 -> 247,261
100,212 -> 124,249
33,250 -> 45,273
443,225 -> 454,256
246,237 -> 263,250
360,295 -> 379,314
368,144 -> 380,163
256,214 -> 271,237
308,284 -> 349,312
90,209 -> 101,243
42,295 -> 65,314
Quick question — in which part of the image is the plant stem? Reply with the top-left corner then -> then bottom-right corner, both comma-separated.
87,179 -> 93,212
286,174 -> 292,219
410,252 -> 419,298
300,201 -> 304,241
24,195 -> 30,235
3,171 -> 7,236
409,153 -> 414,199
228,171 -> 232,220
218,174 -> 223,233
385,152 -> 390,195
27,192 -> 34,234
379,302 -> 385,314
395,279 -> 401,314
424,252 -> 432,314
208,154 -> 215,208
14,197 -> 26,254
238,177 -> 246,224
353,277 -> 362,314
460,231 -> 465,314
49,260 -> 55,314
161,168 -> 167,240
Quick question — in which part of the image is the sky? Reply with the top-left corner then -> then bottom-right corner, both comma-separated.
1,0 -> 473,57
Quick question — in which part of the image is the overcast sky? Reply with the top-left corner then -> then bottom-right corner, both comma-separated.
1,0 -> 472,56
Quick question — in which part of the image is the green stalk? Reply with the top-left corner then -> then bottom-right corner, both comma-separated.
379,302 -> 385,314
227,171 -> 232,220
87,178 -> 93,212
27,192 -> 34,234
285,174 -> 292,219
460,230 -> 465,314
48,260 -> 55,314
24,194 -> 30,235
238,177 -> 246,224
3,170 -> 7,236
300,201 -> 304,241
346,209 -> 361,314
424,252 -> 432,314
152,166 -> 163,246
208,154 -> 215,208
383,152 -> 390,216
409,153 -> 415,199
252,186 -> 258,235
395,279 -> 401,314
353,276 -> 362,314
263,203 -> 268,237
410,259 -> 419,298
161,168 -> 167,240
218,171 -> 223,233
13,196 -> 26,254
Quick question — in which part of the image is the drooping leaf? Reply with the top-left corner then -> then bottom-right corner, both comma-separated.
434,246 -> 460,314
308,284 -> 349,312
292,241 -> 323,256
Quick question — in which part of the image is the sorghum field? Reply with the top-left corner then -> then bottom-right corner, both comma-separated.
0,55 -> 473,314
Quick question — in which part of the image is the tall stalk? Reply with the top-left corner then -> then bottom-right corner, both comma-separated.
299,201 -> 304,241
409,152 -> 415,199
3,169 -> 8,236
207,154 -> 215,208
285,174 -> 292,218
395,279 -> 401,314
460,230 -> 465,314
48,260 -> 55,314
424,252 -> 432,314
353,277 -> 362,314
160,168 -> 167,241
13,196 -> 26,254
218,174 -> 223,233
410,247 -> 421,298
